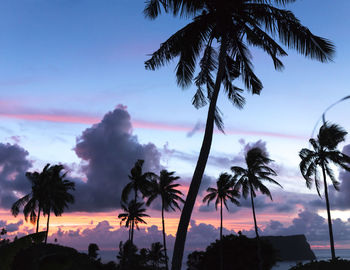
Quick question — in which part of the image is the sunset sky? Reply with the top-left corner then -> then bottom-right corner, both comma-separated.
1,0 -> 350,256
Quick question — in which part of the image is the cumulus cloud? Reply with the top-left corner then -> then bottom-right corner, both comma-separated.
0,143 -> 33,209
71,105 -> 161,212
0,219 -> 24,233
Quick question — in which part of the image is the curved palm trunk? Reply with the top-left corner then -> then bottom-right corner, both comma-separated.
321,164 -> 336,260
36,206 -> 41,233
45,210 -> 51,244
220,197 -> 223,270
161,198 -> 169,270
171,39 -> 227,270
250,189 -> 263,270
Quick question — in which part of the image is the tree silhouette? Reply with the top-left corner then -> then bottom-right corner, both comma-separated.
299,122 -> 350,260
203,173 -> 240,241
232,147 -> 281,239
118,200 -> 149,245
122,160 -> 155,202
232,147 -> 281,270
41,164 -> 75,244
144,1 -> 334,268
146,170 -> 184,270
11,164 -> 51,233
203,172 -> 240,270
146,242 -> 167,269
88,243 -> 100,261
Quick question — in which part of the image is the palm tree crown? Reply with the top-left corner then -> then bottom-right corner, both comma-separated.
41,164 -> 75,243
300,122 -> 350,196
203,173 -> 240,212
118,200 -> 150,245
122,159 -> 155,202
299,122 -> 350,260
232,147 -> 282,200
11,164 -> 51,233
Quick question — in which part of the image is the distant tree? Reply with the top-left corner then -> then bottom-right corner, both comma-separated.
232,147 -> 282,270
117,240 -> 142,270
203,172 -> 240,270
186,234 -> 277,270
88,243 -> 100,261
11,164 -> 51,233
231,148 -> 281,240
146,170 -> 184,270
146,242 -> 167,269
122,160 -> 155,202
41,164 -> 75,244
118,200 -> 149,245
299,122 -> 350,260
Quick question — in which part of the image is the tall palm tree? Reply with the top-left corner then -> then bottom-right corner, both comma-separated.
203,173 -> 240,241
232,147 -> 282,240
203,172 -> 240,270
11,164 -> 51,233
42,164 -> 75,244
146,170 -> 185,270
122,159 -> 155,202
299,122 -> 350,260
143,2 -> 334,269
118,200 -> 150,245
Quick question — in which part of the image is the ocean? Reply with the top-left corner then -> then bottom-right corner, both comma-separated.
88,249 -> 350,270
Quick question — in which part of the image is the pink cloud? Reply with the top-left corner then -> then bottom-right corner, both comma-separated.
0,111 -> 305,140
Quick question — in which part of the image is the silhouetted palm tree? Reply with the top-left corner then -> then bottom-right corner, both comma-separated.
203,172 -> 240,270
118,200 -> 149,245
11,164 -> 51,233
299,122 -> 350,260
232,147 -> 281,240
122,160 -> 155,202
144,1 -> 334,268
146,242 -> 167,269
146,170 -> 184,270
232,147 -> 281,270
42,164 -> 75,244
203,173 -> 240,241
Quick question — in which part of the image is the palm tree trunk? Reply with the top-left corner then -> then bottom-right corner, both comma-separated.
220,197 -> 223,270
171,38 -> 228,270
45,210 -> 51,244
250,189 -> 263,270
250,190 -> 259,240
131,220 -> 134,245
322,163 -> 336,260
162,198 -> 169,270
36,206 -> 41,233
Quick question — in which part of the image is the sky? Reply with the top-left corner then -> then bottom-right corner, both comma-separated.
1,0 -> 350,259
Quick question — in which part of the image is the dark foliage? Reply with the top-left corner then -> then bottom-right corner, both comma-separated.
290,258 -> 350,270
186,234 -> 277,270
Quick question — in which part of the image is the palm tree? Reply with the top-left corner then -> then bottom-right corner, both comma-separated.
11,164 -> 51,233
143,2 -> 334,268
232,147 -> 282,239
203,173 -> 240,241
232,147 -> 281,270
122,159 -> 155,202
203,172 -> 239,270
146,170 -> 184,270
42,164 -> 75,244
118,200 -> 150,245
146,242 -> 167,269
299,122 -> 350,260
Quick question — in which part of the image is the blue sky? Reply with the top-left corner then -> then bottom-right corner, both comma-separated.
1,0 -> 350,251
